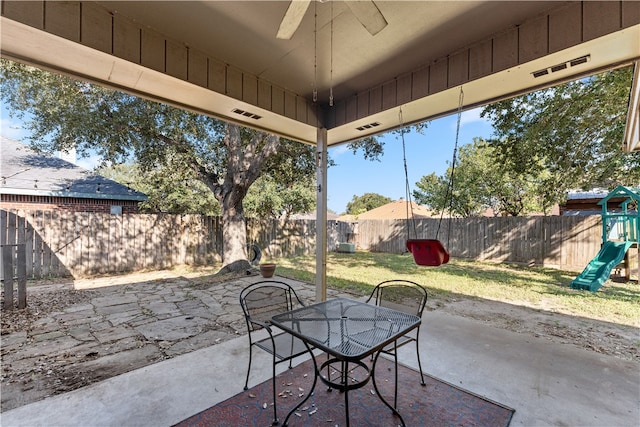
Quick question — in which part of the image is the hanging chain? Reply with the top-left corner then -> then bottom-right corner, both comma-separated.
399,108 -> 417,242
436,87 -> 464,244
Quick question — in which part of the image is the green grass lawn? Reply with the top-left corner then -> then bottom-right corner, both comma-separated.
275,251 -> 640,327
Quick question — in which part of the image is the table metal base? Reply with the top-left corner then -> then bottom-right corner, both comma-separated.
281,350 -> 406,427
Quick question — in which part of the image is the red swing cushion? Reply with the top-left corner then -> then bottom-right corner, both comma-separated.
406,239 -> 450,266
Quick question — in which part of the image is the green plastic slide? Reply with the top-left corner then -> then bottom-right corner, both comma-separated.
570,241 -> 633,291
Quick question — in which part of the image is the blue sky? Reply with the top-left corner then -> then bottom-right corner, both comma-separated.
1,105 -> 101,171
327,108 -> 494,213
1,103 -> 494,214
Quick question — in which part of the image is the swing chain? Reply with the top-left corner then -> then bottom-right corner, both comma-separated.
436,87 -> 464,244
401,86 -> 463,251
399,108 -> 418,242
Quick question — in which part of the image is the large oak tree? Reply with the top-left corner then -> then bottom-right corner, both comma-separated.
1,59 -> 317,273
415,67 -> 639,217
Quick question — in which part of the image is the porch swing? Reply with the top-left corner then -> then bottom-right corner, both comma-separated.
402,87 -> 464,266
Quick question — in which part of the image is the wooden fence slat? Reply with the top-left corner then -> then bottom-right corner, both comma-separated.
16,244 -> 27,309
0,211 -> 5,281
45,210 -> 53,278
127,214 -> 137,270
50,210 -> 62,277
0,210 -> 7,247
23,210 -> 34,278
31,211 -> 41,279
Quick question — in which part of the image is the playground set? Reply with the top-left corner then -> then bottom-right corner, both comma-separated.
394,87 -> 638,285
570,186 -> 640,292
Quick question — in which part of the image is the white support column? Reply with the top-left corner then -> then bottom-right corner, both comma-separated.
315,128 -> 328,302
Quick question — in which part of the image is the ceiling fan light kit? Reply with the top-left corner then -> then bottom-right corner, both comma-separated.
276,1 -> 389,107
277,0 -> 388,40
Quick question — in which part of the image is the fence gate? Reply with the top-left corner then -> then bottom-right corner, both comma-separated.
1,244 -> 27,310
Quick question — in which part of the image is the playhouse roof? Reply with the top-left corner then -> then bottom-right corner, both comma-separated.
597,186 -> 640,206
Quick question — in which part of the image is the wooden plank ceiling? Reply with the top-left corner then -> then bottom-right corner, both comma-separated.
1,1 -> 639,149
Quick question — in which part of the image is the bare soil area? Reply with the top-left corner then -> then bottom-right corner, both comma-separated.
429,296 -> 639,362
1,270 -> 638,413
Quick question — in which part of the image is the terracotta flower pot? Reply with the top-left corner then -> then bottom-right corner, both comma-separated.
259,263 -> 276,278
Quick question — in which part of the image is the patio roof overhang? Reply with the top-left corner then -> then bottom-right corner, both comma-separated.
1,1 -> 639,150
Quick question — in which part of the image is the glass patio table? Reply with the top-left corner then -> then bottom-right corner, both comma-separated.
271,297 -> 421,427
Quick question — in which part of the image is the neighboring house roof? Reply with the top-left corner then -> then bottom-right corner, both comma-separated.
566,189 -> 610,200
289,210 -> 339,220
338,199 -> 436,221
1,137 -> 147,201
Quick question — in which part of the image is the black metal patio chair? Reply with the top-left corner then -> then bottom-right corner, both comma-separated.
366,279 -> 428,408
240,280 -> 310,426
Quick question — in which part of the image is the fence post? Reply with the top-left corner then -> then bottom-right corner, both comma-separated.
1,244 -> 27,310
2,245 -> 13,310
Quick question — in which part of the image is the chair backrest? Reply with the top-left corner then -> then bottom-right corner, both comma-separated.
366,280 -> 428,317
240,280 -> 305,332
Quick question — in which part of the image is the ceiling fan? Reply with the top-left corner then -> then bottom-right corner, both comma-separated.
276,0 -> 388,40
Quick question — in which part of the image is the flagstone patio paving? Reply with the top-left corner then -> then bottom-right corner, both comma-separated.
0,270 -> 352,412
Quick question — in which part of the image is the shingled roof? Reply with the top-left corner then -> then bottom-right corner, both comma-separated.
1,137 -> 146,201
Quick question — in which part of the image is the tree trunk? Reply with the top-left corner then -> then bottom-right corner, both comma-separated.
218,188 -> 251,273
210,123 -> 281,274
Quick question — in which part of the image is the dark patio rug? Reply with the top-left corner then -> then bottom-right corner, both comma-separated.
174,356 -> 515,427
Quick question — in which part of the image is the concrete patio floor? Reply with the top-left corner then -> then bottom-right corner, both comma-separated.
1,275 -> 638,427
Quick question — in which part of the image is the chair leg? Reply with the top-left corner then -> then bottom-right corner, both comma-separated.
393,345 -> 399,409
244,344 -> 253,390
271,352 -> 279,426
288,335 -> 294,369
415,338 -> 426,386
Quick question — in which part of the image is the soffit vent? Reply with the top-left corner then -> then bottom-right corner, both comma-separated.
532,55 -> 591,78
356,122 -> 381,131
232,108 -> 262,120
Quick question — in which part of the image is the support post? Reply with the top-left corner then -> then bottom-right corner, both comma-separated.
315,128 -> 328,302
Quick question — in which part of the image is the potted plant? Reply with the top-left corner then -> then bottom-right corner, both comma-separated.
259,262 -> 277,278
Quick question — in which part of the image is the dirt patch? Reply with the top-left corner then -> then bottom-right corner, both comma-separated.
1,287 -> 97,334
430,297 -> 639,362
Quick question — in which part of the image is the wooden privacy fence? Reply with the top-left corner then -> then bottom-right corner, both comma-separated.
354,216 -> 602,271
1,209 -> 603,279
0,210 -> 221,279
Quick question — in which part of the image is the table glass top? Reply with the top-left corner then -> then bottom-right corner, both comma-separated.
271,297 -> 420,359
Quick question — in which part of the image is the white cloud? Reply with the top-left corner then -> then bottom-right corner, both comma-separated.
329,144 -> 350,157
0,117 -> 28,140
460,107 -> 487,126
76,154 -> 103,171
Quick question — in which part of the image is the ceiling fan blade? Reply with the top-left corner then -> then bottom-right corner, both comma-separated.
344,0 -> 388,36
276,0 -> 312,40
